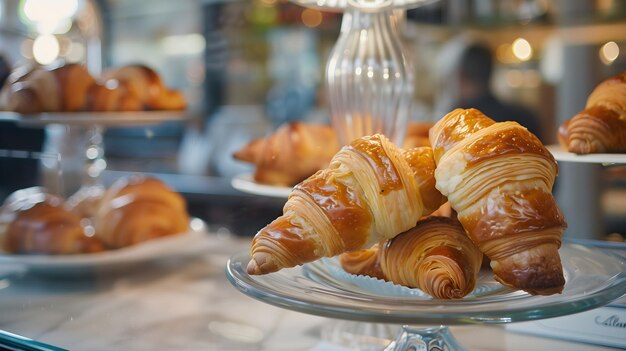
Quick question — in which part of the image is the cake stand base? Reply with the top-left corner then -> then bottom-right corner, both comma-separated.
384,326 -> 467,351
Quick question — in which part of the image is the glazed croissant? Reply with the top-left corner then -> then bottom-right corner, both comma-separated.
3,198 -> 103,255
102,65 -> 186,111
430,108 -> 567,295
234,122 -> 341,186
94,176 -> 189,249
0,63 -> 186,113
341,214 -> 483,299
558,72 -> 626,154
247,134 -> 446,275
0,63 -> 95,114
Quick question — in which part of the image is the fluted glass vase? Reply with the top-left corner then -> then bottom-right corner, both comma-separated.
326,5 -> 414,146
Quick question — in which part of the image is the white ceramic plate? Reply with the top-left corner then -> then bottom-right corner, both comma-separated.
547,145 -> 626,165
0,111 -> 189,127
231,174 -> 292,199
0,219 -> 219,276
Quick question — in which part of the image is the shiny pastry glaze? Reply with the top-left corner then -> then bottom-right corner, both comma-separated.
566,105 -> 626,153
463,124 -> 556,168
430,108 -> 495,162
5,201 -> 103,254
401,147 -> 446,214
560,71 -> 626,153
461,187 -> 566,244
349,135 -> 403,194
252,216 -> 319,268
296,169 -> 372,251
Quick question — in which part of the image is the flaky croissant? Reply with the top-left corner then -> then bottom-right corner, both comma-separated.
247,134 -> 446,275
558,72 -> 626,154
3,198 -> 103,255
94,176 -> 189,249
341,214 -> 483,299
430,108 -> 567,295
233,122 -> 341,186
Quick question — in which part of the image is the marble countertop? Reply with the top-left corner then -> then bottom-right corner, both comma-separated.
0,234 -> 620,351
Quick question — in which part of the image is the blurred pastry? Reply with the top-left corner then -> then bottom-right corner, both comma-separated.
102,65 -> 186,111
0,63 -> 95,114
0,63 -> 185,113
233,122 -> 341,186
3,197 -> 103,255
247,134 -> 446,275
430,108 -> 567,295
558,71 -> 626,154
85,80 -> 143,112
402,121 -> 434,149
94,176 -> 189,249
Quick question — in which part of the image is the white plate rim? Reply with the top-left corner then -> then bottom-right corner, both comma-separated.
231,174 -> 292,199
0,219 -> 217,272
547,144 -> 626,165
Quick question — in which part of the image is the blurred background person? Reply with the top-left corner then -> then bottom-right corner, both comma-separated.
457,42 -> 543,139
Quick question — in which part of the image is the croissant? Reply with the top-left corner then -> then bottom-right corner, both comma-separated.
341,214 -> 482,299
3,198 -> 103,255
233,122 -> 341,186
402,121 -> 434,149
102,65 -> 186,111
247,134 -> 446,275
558,72 -> 626,154
94,176 -> 189,249
85,80 -> 143,112
0,63 -> 95,114
429,108 -> 567,295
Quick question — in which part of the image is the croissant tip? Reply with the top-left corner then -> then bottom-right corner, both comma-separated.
247,253 -> 278,275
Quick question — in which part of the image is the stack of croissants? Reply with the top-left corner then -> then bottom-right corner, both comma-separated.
236,105 -> 584,299
0,176 -> 190,255
0,62 -> 186,114
236,71 -> 626,300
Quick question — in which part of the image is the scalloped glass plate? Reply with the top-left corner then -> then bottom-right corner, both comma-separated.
226,243 -> 626,325
547,145 -> 626,165
0,111 -> 189,127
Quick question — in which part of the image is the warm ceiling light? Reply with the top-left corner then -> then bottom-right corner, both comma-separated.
600,41 -> 619,65
32,34 -> 60,64
512,37 -> 532,62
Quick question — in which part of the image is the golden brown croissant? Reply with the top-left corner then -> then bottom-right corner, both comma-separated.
3,198 -> 103,255
429,108 -> 567,295
558,72 -> 626,154
402,121 -> 434,149
102,65 -> 186,111
233,122 -> 341,186
94,176 -> 189,249
247,134 -> 446,275
0,63 -> 96,114
341,214 -> 483,299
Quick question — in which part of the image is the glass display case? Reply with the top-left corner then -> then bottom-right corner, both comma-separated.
0,0 -> 625,350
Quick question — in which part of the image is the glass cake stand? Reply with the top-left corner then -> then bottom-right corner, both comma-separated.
226,242 -> 626,350
290,0 -> 436,145
0,111 -> 188,198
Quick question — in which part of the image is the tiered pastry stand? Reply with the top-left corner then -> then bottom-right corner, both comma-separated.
547,145 -> 626,166
0,111 -> 189,199
227,243 -> 626,350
